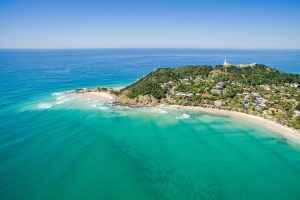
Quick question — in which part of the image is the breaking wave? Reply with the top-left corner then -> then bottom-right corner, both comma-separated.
37,103 -> 53,109
176,113 -> 191,119
31,90 -> 195,123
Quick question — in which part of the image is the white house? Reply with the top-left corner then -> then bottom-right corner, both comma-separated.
223,57 -> 256,68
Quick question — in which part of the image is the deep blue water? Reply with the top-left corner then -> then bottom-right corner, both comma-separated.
1,49 -> 300,200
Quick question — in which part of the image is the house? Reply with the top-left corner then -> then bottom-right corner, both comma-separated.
223,57 -> 256,68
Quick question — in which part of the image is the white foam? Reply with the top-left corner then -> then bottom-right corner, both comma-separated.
52,90 -> 73,97
176,113 -> 191,119
147,108 -> 168,114
35,90 -> 116,111
56,96 -> 65,100
158,109 -> 168,114
52,92 -> 61,96
97,106 -> 109,110
55,100 -> 65,105
37,103 -> 53,109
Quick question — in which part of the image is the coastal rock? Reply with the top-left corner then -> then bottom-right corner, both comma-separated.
118,94 -> 137,105
136,95 -> 158,106
214,100 -> 223,108
117,94 -> 158,106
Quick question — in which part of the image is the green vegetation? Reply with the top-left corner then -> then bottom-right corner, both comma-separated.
119,64 -> 300,129
121,66 -> 212,98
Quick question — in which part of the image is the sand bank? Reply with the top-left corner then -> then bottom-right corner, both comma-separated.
68,91 -> 117,103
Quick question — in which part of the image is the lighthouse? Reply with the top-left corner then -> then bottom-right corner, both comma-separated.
223,57 -> 230,66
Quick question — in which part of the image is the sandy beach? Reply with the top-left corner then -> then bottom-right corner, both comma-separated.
67,90 -> 300,146
69,91 -> 118,103
168,105 -> 300,146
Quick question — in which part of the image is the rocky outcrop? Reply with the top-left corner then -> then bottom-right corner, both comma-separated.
118,94 -> 158,106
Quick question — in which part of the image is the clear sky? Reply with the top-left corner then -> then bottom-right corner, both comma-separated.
0,0 -> 300,49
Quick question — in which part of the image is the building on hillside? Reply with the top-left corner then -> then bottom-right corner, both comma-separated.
223,57 -> 256,68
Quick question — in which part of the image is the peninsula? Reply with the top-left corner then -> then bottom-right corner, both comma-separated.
75,63 -> 300,133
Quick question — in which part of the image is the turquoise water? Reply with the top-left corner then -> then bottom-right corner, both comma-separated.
1,49 -> 300,200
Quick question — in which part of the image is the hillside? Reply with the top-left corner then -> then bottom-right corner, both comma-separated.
117,64 -> 300,129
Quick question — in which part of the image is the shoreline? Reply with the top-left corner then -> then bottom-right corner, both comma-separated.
167,105 -> 300,146
70,89 -> 300,146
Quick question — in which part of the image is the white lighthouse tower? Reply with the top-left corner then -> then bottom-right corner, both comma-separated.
223,56 -> 230,66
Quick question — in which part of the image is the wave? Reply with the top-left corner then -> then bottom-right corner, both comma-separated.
32,91 -> 193,124
146,107 -> 168,114
37,103 -> 53,109
176,113 -> 191,119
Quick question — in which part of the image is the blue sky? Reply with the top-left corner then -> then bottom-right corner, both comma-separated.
0,0 -> 300,49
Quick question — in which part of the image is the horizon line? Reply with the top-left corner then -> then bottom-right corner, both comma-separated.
1,47 -> 300,51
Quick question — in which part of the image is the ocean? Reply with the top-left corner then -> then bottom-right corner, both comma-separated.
1,49 -> 300,200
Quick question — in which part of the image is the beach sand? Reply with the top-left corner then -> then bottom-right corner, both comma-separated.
67,90 -> 300,146
69,91 -> 117,103
168,105 -> 300,146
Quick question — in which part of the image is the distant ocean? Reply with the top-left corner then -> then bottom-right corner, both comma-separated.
1,49 -> 300,200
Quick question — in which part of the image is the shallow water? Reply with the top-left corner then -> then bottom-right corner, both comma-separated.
1,49 -> 300,200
